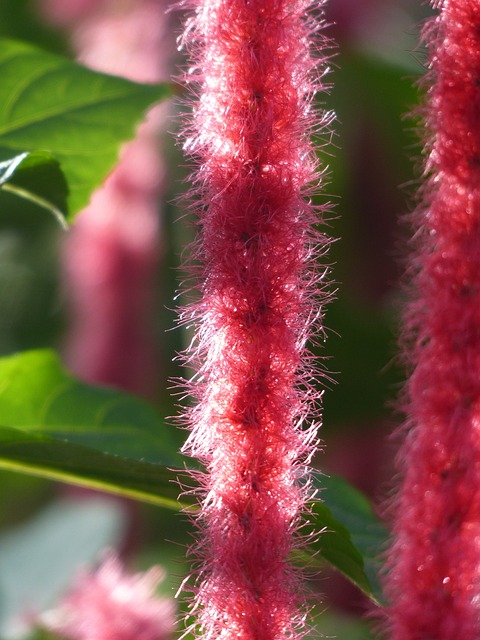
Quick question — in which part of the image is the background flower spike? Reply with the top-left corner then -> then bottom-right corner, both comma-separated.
383,1 -> 480,637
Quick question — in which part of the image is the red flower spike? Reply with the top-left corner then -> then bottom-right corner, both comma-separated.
384,2 -> 480,637
178,0 -> 333,638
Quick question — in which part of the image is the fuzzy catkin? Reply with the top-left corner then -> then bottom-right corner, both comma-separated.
383,1 -> 480,637
178,0 -> 332,638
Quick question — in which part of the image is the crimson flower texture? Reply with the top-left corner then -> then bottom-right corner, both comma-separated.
178,0 -> 332,638
384,1 -> 480,637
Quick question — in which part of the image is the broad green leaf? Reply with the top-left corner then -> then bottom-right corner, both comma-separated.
0,39 -> 171,219
0,425 -> 183,510
0,349 -> 181,463
0,498 -> 126,639
0,349 -> 185,509
310,474 -> 387,605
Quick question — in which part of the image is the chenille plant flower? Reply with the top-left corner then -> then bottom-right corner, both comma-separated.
178,0 -> 333,638
383,1 -> 480,637
38,553 -> 175,640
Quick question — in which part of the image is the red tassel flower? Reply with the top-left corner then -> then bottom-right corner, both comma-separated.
178,0 -> 332,638
384,1 -> 480,637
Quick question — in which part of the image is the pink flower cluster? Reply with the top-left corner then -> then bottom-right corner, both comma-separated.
39,554 -> 175,640
384,1 -> 480,637
179,0 -> 332,638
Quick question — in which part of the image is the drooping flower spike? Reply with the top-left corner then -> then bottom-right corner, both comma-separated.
178,0 -> 333,638
383,1 -> 480,637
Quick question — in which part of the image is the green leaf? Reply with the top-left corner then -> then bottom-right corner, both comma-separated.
0,425 -> 183,510
0,351 -> 387,602
309,474 -> 388,605
0,349 -> 186,510
0,39 -> 171,219
0,149 -> 68,228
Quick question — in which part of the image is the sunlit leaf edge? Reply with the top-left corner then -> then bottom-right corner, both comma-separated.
0,39 -> 173,218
